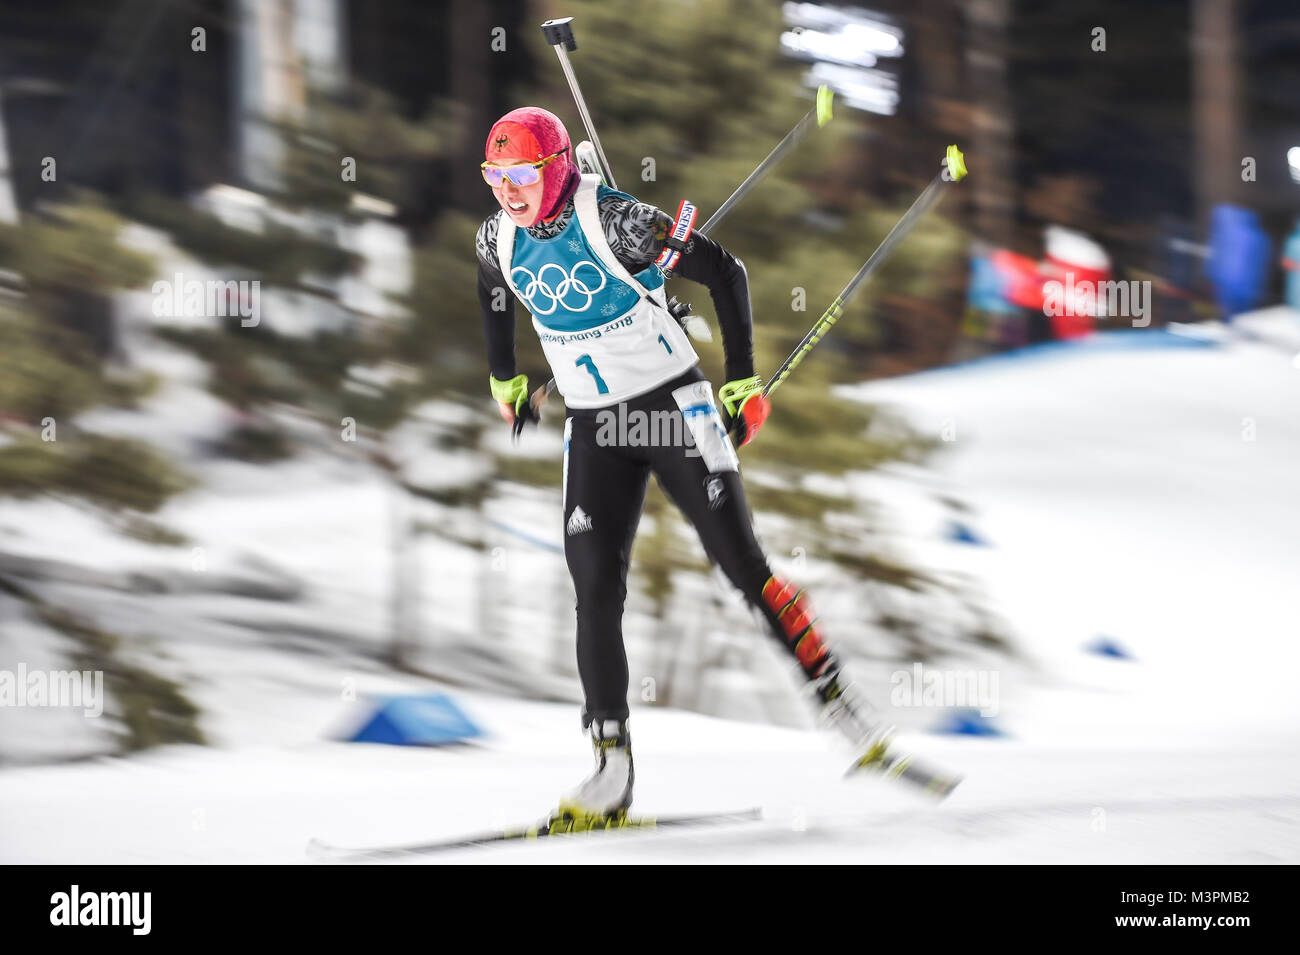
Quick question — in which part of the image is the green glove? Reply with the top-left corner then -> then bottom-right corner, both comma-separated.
490,374 -> 530,416
718,376 -> 771,447
718,376 -> 763,419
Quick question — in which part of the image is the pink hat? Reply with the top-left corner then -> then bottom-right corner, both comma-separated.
485,107 -> 580,222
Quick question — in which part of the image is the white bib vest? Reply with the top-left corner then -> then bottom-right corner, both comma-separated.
496,176 -> 698,408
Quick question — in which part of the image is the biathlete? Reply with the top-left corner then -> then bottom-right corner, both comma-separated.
475,106 -> 874,819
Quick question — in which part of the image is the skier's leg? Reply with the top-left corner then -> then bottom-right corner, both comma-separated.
650,427 -> 895,756
658,466 -> 841,687
649,382 -> 842,691
562,414 -> 650,728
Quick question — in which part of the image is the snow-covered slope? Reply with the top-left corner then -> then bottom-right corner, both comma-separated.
3,315 -> 1299,863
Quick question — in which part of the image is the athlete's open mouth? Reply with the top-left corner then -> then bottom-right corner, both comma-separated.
508,201 -> 528,212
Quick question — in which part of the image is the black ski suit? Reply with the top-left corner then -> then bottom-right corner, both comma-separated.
476,192 -> 839,727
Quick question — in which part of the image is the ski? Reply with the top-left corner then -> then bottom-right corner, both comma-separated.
847,738 -> 963,799
307,807 -> 762,861
817,677 -> 962,799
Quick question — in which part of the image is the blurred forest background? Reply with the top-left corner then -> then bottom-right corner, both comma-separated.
1,0 -> 1297,757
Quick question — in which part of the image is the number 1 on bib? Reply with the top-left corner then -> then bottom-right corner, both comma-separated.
575,354 -> 609,394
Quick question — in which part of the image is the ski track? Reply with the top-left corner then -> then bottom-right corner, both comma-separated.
3,316 -> 1300,863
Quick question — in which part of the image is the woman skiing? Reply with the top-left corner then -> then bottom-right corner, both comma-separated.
475,106 -> 874,820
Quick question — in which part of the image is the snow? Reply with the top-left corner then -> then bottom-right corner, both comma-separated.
3,314 -> 1300,862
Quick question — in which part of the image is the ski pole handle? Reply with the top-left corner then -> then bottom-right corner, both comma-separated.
529,377 -> 557,410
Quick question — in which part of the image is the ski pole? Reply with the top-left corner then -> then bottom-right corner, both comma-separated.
699,85 -> 834,235
540,15 -> 836,247
541,17 -> 617,189
650,85 -> 834,338
541,12 -> 834,241
523,84 -> 838,408
529,20 -> 839,415
762,145 -> 968,401
651,82 -> 832,281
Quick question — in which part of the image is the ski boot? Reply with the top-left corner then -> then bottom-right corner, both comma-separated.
812,668 -> 893,756
552,719 -> 635,831
812,668 -> 962,798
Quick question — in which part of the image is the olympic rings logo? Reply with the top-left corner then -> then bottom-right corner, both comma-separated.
511,261 -> 607,315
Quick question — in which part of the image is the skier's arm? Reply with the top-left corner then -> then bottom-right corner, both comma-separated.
476,213 -> 517,381
476,214 -> 528,424
478,261 -> 517,381
670,231 -> 755,382
602,197 -> 755,382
